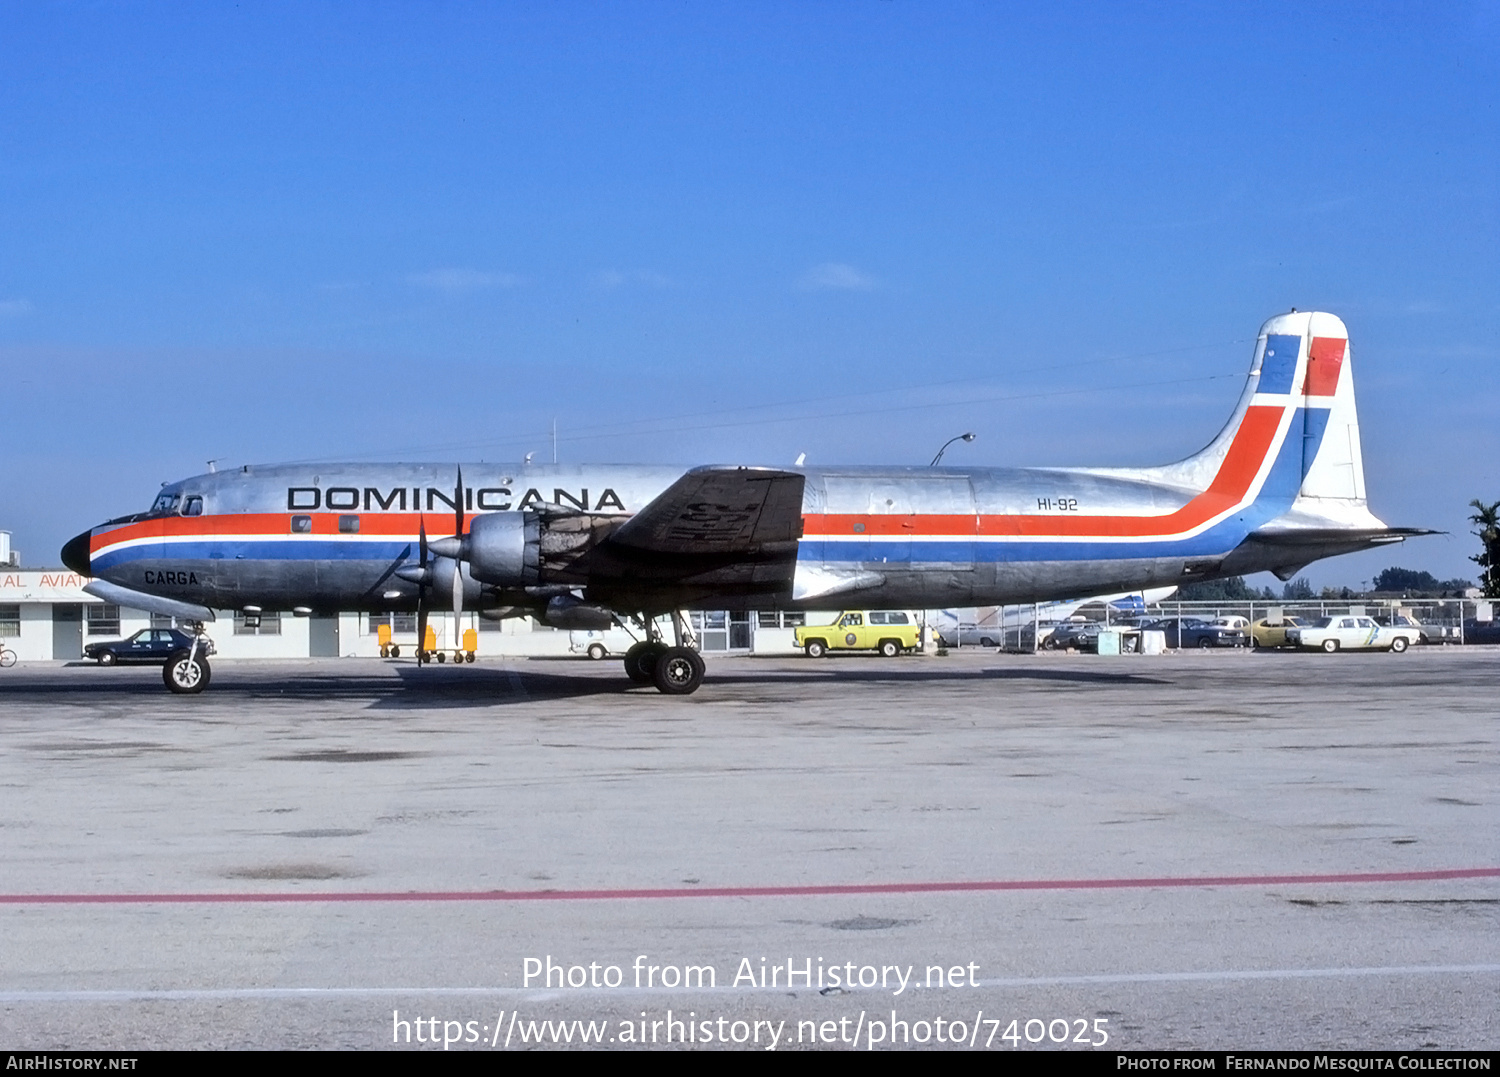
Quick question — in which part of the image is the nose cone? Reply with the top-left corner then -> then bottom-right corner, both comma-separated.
61,530 -> 93,576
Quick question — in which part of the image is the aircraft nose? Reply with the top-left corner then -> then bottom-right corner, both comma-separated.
61,530 -> 93,576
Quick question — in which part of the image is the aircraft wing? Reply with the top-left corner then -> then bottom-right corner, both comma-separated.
592,466 -> 806,604
607,466 -> 805,555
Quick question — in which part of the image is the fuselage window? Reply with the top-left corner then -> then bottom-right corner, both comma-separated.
291,515 -> 313,534
338,515 -> 360,534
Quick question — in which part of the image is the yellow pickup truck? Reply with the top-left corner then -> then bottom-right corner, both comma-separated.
794,611 -> 922,658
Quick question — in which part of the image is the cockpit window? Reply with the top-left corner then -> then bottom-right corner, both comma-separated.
181,496 -> 203,517
150,492 -> 181,517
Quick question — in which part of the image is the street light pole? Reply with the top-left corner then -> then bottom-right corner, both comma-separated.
930,432 -> 976,467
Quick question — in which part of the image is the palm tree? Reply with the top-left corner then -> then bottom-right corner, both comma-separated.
1470,499 -> 1500,598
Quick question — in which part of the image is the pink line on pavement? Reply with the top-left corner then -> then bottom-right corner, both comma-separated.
2,868 -> 1496,905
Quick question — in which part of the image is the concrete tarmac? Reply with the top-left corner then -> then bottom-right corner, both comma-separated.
0,647 -> 1496,1051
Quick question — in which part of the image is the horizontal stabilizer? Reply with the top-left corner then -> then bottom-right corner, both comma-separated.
1219,527 -> 1439,581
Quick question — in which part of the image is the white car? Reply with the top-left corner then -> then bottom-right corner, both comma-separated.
1285,616 -> 1419,653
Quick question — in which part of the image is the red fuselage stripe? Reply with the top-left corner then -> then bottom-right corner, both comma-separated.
93,403 -> 1287,552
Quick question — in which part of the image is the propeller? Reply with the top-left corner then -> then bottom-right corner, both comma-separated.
397,465 -> 469,663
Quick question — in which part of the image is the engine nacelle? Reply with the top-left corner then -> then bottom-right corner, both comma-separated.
539,594 -> 616,631
464,511 -> 541,587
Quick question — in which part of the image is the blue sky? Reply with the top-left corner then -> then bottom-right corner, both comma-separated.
2,2 -> 1496,588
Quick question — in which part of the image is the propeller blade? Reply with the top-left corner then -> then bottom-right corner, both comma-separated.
453,464 -> 465,654
454,464 -> 465,539
416,516 -> 429,665
452,559 -> 464,651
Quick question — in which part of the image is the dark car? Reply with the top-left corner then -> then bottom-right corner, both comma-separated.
1140,617 -> 1249,649
85,629 -> 216,665
1042,621 -> 1104,651
1461,619 -> 1500,645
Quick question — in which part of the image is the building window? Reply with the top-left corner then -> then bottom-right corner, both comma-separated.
86,604 -> 121,636
756,611 -> 805,628
0,605 -> 19,638
234,610 -> 282,635
368,613 -> 416,635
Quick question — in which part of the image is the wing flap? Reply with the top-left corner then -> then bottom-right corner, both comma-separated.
608,466 -> 805,556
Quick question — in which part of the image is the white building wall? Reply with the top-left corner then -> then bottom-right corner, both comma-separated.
1,567 -> 857,662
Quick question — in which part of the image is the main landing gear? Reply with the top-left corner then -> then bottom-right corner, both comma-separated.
622,612 -> 706,695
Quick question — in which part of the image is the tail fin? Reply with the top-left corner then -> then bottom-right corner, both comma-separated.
1255,310 -> 1383,530
1129,310 -> 1382,531
1085,311 -> 1425,578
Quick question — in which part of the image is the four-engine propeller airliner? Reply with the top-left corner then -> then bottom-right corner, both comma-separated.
62,311 -> 1429,695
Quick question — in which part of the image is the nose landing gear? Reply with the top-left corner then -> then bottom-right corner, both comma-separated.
164,621 -> 211,694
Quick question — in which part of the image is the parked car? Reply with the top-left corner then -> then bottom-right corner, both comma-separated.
1139,617 -> 1249,649
85,628 -> 216,665
1461,618 -> 1500,645
568,629 -> 637,660
938,623 -> 1006,648
939,619 -> 1079,650
1041,620 -> 1104,651
1250,616 -> 1307,649
1374,613 -> 1461,645
1284,616 -> 1418,653
796,610 -> 921,657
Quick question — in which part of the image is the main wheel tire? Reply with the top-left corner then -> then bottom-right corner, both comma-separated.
436,652 -> 446,663
878,639 -> 900,658
804,640 -> 827,658
624,642 -> 668,684
1390,636 -> 1409,653
98,651 -> 118,666
587,643 -> 607,661
653,646 -> 705,695
465,651 -> 476,663
390,645 -> 400,658
163,651 -> 210,694
1321,639 -> 1339,653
